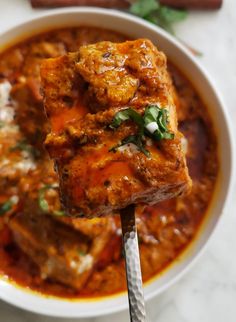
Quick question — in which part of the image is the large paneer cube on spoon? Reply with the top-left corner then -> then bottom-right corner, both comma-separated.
40,39 -> 191,218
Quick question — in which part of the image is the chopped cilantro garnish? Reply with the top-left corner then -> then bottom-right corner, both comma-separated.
109,105 -> 174,156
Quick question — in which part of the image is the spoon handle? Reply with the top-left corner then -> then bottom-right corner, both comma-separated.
120,205 -> 146,322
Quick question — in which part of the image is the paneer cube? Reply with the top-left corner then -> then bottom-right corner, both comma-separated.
40,39 -> 191,217
9,212 -> 115,289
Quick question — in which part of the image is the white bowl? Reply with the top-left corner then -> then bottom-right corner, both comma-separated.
0,7 -> 234,318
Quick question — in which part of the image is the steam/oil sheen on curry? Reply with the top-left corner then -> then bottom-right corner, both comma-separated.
0,27 -> 218,298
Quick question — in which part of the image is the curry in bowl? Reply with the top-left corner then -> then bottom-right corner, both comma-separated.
0,26 -> 218,298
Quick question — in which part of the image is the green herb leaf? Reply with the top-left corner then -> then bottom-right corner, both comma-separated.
38,184 -> 65,216
110,108 -> 147,156
158,6 -> 187,24
129,0 -> 202,56
109,105 -> 174,157
38,184 -> 51,212
123,135 -> 150,157
143,105 -> 160,125
156,6 -> 187,34
144,105 -> 174,141
0,200 -> 13,216
130,0 -> 159,18
110,108 -> 144,134
52,210 -> 65,216
129,0 -> 187,35
110,135 -> 150,157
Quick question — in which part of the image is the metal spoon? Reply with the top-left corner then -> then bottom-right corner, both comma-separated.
120,205 -> 146,322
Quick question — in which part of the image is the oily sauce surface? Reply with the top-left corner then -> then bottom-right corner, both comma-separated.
0,27 -> 218,298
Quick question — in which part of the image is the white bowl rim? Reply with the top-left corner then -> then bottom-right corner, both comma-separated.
0,7 -> 234,318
